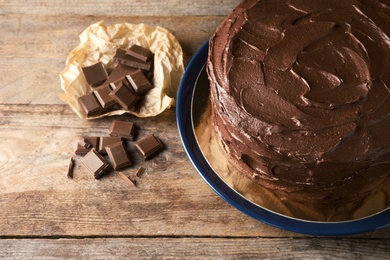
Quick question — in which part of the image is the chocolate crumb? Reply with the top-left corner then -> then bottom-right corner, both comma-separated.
136,167 -> 146,178
118,172 -> 137,187
67,157 -> 75,179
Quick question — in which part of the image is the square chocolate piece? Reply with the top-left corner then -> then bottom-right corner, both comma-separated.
125,70 -> 153,95
98,136 -> 122,154
82,62 -> 108,87
109,83 -> 140,110
93,86 -> 117,108
126,45 -> 153,62
109,120 -> 136,140
134,134 -> 164,160
114,49 -> 152,71
78,92 -> 102,117
81,148 -> 110,179
101,63 -> 137,88
106,141 -> 133,170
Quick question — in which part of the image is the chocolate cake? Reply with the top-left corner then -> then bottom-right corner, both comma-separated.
207,0 -> 390,203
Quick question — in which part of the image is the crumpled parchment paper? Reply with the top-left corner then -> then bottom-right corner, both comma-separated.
59,21 -> 184,119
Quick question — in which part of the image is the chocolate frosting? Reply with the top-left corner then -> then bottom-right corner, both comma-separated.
207,0 -> 390,202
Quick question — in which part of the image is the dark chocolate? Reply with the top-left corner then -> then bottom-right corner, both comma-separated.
125,70 -> 153,95
106,141 -> 133,170
114,49 -> 152,71
78,93 -> 102,117
98,136 -> 122,154
109,120 -> 136,140
82,62 -> 108,87
134,134 -> 164,160
101,63 -> 137,88
93,85 -> 117,108
109,83 -> 140,110
126,45 -> 153,62
118,172 -> 137,186
81,148 -> 110,179
67,157 -> 75,179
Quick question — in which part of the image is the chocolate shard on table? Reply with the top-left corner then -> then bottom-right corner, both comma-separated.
82,61 -> 108,87
98,136 -> 122,154
134,134 -> 164,160
114,49 -> 152,71
109,83 -> 140,110
106,141 -> 133,170
125,70 -> 154,95
126,45 -> 153,62
78,92 -> 103,117
67,157 -> 75,179
118,172 -> 137,187
109,120 -> 136,140
81,148 -> 110,179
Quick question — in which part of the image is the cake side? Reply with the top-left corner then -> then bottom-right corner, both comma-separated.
207,0 -> 390,203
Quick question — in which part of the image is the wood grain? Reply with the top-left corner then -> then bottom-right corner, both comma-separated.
1,0 -> 390,258
1,238 -> 389,259
0,0 -> 239,16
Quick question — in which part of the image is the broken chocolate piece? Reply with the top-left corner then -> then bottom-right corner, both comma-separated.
126,45 -> 153,62
93,85 -> 117,108
101,63 -> 137,88
136,167 -> 146,178
98,136 -> 122,154
106,141 -> 133,170
114,49 -> 152,71
78,92 -> 102,117
134,134 -> 164,160
109,120 -> 136,140
125,70 -> 153,95
118,172 -> 137,187
67,157 -> 75,179
81,148 -> 110,179
109,83 -> 140,110
82,62 -> 108,87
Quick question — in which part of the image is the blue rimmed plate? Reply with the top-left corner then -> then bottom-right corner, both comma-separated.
176,41 -> 390,236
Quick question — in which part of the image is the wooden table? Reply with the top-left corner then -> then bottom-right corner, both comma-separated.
0,1 -> 389,258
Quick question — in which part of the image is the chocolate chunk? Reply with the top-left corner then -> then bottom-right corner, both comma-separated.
125,70 -> 153,95
109,120 -> 136,140
106,141 -> 133,170
102,63 -> 137,88
75,136 -> 100,155
118,172 -> 137,187
82,62 -> 108,87
98,136 -> 122,154
78,92 -> 103,117
81,148 -> 110,179
93,85 -> 117,108
114,49 -> 152,71
134,134 -> 164,160
67,157 -> 75,179
109,83 -> 140,110
126,45 -> 153,62
136,167 -> 145,178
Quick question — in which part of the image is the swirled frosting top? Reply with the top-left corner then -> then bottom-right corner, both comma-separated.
208,0 -> 390,196
209,0 -> 390,160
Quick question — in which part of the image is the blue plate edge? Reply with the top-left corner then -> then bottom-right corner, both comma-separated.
176,40 -> 390,236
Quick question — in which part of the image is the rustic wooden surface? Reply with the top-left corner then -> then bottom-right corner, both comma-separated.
0,0 -> 389,258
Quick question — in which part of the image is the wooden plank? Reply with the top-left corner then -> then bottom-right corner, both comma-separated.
0,105 -> 288,237
0,14 -> 222,104
0,237 -> 389,259
1,104 -> 390,238
0,0 -> 238,16
0,14 -> 222,59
